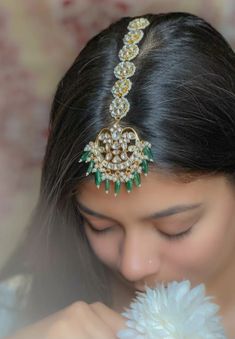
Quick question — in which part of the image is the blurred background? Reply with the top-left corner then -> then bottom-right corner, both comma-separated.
0,0 -> 235,269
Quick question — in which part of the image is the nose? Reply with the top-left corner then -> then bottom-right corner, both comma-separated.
118,229 -> 161,283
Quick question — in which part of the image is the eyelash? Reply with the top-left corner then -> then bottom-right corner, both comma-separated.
83,218 -> 193,241
83,219 -> 111,234
158,227 -> 193,241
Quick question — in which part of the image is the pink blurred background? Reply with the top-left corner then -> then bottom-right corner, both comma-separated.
1,0 -> 235,268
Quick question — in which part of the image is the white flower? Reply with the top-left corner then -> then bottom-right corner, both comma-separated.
117,280 -> 226,339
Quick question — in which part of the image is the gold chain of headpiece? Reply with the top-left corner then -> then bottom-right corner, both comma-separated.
79,17 -> 154,196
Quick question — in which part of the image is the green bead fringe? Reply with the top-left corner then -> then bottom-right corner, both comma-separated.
115,180 -> 121,196
105,179 -> 110,193
95,170 -> 102,188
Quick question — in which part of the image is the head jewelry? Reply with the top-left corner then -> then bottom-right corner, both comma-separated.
79,17 -> 154,196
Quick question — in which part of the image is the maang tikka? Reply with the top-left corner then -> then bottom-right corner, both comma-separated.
79,17 -> 154,197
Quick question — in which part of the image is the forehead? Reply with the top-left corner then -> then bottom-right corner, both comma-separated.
76,172 -> 225,221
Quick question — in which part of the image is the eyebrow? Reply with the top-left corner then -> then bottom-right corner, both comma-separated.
76,200 -> 203,222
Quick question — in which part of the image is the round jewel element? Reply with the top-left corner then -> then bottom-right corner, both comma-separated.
112,129 -> 122,140
127,17 -> 150,31
111,78 -> 132,98
118,44 -> 139,61
121,152 -> 128,160
109,97 -> 130,119
105,153 -> 112,161
114,61 -> 136,79
123,29 -> 144,45
112,155 -> 121,163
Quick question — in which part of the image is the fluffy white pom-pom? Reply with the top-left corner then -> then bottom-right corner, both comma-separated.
117,280 -> 226,339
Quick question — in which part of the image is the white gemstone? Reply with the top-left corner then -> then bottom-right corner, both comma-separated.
98,134 -> 105,141
112,155 -> 121,163
121,153 -> 128,160
127,18 -> 150,31
112,130 -> 121,140
109,97 -> 130,119
118,44 -> 139,61
105,153 -> 112,161
111,79 -> 132,97
99,147 -> 105,153
113,61 -> 136,79
128,145 -> 135,151
105,144 -> 111,152
112,142 -> 120,149
128,132 -> 135,139
123,29 -> 144,45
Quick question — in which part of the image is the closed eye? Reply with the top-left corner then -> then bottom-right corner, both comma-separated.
83,216 -> 193,240
87,224 -> 192,240
82,217 -> 112,234
158,227 -> 193,240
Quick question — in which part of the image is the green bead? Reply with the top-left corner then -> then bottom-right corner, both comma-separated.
86,160 -> 94,176
148,147 -> 154,160
141,159 -> 148,174
133,171 -> 141,187
105,179 -> 110,193
143,146 -> 153,161
79,151 -> 91,162
126,180 -> 133,193
95,170 -> 102,188
143,146 -> 148,155
114,180 -> 121,196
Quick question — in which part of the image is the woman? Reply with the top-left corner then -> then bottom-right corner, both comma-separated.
1,11 -> 235,338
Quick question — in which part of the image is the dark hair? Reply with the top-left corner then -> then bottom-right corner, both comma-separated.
1,11 -> 235,332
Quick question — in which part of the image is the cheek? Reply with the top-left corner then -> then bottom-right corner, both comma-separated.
85,229 -> 121,267
166,208 -> 235,280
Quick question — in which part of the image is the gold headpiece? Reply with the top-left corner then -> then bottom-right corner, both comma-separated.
79,17 -> 154,196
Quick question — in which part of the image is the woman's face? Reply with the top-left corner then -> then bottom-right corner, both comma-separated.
76,173 -> 235,293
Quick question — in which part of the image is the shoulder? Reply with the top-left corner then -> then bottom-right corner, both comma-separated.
0,273 -> 32,338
